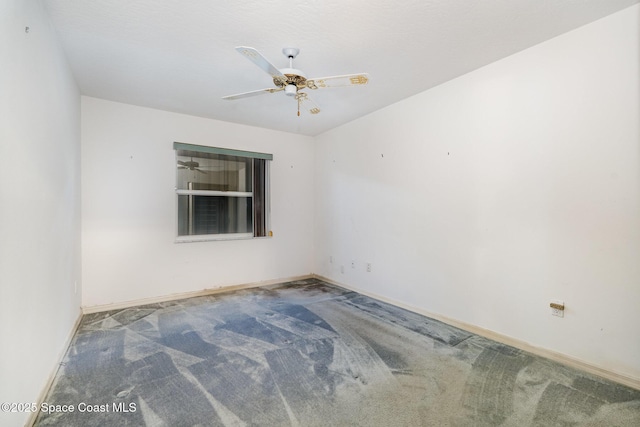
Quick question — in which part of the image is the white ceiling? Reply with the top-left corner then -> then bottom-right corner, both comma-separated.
43,0 -> 638,136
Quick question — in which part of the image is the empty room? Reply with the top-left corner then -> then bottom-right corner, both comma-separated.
1,0 -> 639,426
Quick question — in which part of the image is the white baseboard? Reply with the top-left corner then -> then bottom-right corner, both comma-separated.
81,274 -> 315,314
314,274 -> 640,391
26,309 -> 83,427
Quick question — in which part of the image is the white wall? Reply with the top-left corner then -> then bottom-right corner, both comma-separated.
81,97 -> 315,307
314,5 -> 640,381
0,1 -> 81,425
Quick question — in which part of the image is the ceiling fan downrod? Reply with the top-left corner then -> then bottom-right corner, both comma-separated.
281,48 -> 302,98
282,47 -> 299,67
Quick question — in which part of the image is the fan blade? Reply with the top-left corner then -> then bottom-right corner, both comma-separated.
177,160 -> 188,166
235,46 -> 285,79
306,73 -> 369,89
296,92 -> 321,115
177,166 -> 187,170
222,87 -> 284,100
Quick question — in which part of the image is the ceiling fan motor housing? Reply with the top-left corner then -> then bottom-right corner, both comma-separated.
274,67 -> 307,89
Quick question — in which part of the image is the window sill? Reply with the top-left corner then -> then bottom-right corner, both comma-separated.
175,233 -> 254,243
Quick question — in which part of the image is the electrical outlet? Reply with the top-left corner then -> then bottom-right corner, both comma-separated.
550,300 -> 564,317
340,265 -> 344,274
366,263 -> 372,272
351,260 -> 356,269
329,256 -> 333,264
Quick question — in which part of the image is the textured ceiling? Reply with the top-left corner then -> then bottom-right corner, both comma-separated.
43,0 -> 638,136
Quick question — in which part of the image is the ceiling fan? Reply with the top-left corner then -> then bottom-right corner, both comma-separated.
222,46 -> 369,116
177,158 -> 207,174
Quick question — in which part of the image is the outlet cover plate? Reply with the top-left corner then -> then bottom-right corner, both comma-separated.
551,300 -> 564,317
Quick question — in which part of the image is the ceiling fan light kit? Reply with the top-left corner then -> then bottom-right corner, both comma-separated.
284,84 -> 298,97
223,46 -> 369,116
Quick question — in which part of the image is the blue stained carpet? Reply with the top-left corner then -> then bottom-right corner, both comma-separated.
35,279 -> 640,426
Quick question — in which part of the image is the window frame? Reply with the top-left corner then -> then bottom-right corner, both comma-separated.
173,142 -> 272,243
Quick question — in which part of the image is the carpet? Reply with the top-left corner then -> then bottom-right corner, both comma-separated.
35,278 -> 640,426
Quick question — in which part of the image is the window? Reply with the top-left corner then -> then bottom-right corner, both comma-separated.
174,142 -> 272,241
